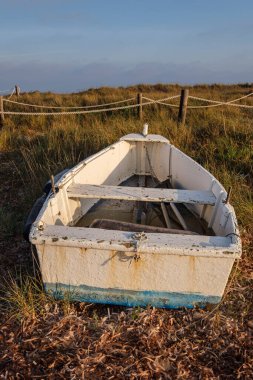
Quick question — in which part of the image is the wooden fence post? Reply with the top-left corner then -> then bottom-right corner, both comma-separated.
137,92 -> 143,120
178,88 -> 189,126
0,96 -> 4,127
15,85 -> 20,97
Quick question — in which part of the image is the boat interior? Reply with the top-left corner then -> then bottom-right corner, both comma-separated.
33,134 -> 239,251
76,175 -> 213,236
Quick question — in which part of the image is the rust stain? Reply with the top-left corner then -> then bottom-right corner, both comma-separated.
134,254 -> 141,262
80,247 -> 87,255
128,253 -> 146,289
120,242 -> 134,249
188,256 -> 197,292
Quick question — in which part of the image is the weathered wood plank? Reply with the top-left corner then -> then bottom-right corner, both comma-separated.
67,183 -> 216,205
89,218 -> 197,235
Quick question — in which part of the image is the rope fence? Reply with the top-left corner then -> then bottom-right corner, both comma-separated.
3,97 -> 136,109
0,95 -> 181,116
0,85 -> 252,127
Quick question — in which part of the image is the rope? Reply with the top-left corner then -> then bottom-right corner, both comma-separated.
143,93 -> 253,109
7,88 -> 15,100
3,96 -> 183,116
187,102 -> 253,109
142,95 -> 180,102
0,87 -> 15,97
3,100 -> 156,116
189,91 -> 253,104
187,92 -> 253,109
2,92 -> 253,115
143,95 -> 180,108
3,97 -> 136,109
144,93 -> 253,109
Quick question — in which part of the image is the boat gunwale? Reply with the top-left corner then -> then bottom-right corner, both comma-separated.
30,224 -> 241,259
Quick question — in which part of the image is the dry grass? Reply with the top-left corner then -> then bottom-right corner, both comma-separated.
0,260 -> 253,379
0,83 -> 253,378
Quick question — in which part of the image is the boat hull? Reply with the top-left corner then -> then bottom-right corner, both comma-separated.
30,133 -> 241,308
45,283 -> 221,309
36,242 -> 235,308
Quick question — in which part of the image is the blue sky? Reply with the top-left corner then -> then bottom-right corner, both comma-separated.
0,0 -> 253,92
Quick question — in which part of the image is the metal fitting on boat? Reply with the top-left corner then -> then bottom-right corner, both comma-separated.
37,221 -> 44,231
132,232 -> 147,253
142,123 -> 148,137
132,231 -> 147,241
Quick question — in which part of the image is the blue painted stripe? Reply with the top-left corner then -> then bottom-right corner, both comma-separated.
45,282 -> 221,309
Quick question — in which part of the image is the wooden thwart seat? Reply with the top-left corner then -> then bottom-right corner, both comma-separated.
67,183 -> 216,205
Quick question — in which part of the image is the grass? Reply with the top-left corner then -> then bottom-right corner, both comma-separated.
0,83 -> 253,378
1,275 -> 48,320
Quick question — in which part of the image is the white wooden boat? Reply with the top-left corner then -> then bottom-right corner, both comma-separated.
29,127 -> 241,308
